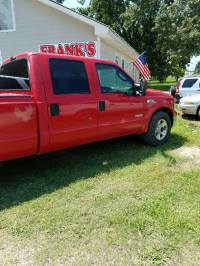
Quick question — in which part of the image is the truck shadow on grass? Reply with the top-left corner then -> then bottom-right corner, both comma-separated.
0,133 -> 186,211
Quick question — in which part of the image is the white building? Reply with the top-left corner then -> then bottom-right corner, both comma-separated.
0,0 -> 139,80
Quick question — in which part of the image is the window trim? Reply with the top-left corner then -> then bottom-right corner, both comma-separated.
0,0 -> 16,33
49,58 -> 91,95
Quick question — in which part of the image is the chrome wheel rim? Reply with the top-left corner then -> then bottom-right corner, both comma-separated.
155,119 -> 168,141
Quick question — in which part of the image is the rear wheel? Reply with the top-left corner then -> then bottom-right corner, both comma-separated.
143,111 -> 172,146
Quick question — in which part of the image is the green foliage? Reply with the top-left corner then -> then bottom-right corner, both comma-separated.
78,0 -> 200,81
148,78 -> 176,91
194,62 -> 200,74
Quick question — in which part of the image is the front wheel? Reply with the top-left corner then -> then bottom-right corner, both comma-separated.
142,111 -> 172,146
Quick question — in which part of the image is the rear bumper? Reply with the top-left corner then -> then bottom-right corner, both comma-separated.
179,104 -> 198,115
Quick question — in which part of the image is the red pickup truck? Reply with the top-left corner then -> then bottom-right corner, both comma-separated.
0,52 -> 175,163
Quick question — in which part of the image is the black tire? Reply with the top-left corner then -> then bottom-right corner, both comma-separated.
170,86 -> 176,97
142,111 -> 172,146
196,106 -> 200,120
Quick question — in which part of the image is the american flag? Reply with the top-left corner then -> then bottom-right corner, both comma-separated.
134,53 -> 151,81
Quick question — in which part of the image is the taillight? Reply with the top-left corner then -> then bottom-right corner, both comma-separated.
176,82 -> 180,93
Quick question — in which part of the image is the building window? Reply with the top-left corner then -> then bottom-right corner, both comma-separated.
115,55 -> 119,65
0,50 -> 2,65
0,0 -> 15,32
122,58 -> 125,69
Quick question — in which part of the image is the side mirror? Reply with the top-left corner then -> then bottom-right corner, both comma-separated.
140,80 -> 147,96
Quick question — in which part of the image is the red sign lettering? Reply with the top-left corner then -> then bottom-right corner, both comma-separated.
39,42 -> 97,58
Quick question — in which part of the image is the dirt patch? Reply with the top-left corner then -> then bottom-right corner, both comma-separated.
166,243 -> 200,266
0,232 -> 33,266
171,146 -> 200,171
172,146 -> 200,159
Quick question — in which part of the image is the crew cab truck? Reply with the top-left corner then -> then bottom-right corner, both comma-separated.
0,52 -> 175,163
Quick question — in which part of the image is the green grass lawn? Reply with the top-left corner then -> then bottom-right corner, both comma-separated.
148,78 -> 176,92
1,114 -> 200,265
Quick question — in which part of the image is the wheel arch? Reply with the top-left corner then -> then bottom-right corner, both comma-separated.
144,107 -> 174,133
152,107 -> 174,126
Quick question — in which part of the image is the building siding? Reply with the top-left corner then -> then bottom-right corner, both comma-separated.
100,39 -> 139,81
0,0 -> 96,60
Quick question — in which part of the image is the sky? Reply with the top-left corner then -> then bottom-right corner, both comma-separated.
64,0 -> 90,9
64,0 -> 200,71
187,56 -> 200,71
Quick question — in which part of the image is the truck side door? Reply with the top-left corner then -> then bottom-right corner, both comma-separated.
93,62 -> 146,139
44,57 -> 98,152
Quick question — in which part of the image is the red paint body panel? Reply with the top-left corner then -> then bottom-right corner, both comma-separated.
0,96 -> 38,161
0,52 -> 176,162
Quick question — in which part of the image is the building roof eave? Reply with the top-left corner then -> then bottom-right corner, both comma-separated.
38,0 -> 138,59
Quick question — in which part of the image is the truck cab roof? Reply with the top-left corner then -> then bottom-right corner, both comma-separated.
2,52 -> 118,67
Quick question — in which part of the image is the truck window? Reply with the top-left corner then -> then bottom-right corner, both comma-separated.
0,76 -> 30,91
49,59 -> 90,95
96,63 -> 134,94
0,59 -> 29,78
0,58 -> 30,91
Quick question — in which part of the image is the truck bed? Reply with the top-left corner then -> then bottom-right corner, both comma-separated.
0,94 -> 38,161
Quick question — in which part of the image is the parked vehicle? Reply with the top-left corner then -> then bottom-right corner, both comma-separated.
173,77 -> 200,103
0,52 -> 176,163
180,94 -> 200,118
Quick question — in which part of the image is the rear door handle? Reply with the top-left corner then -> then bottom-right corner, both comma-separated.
99,101 -> 106,112
50,103 -> 60,116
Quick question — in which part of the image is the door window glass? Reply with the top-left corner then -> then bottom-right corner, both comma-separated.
50,59 -> 90,95
0,0 -> 15,31
96,63 -> 134,95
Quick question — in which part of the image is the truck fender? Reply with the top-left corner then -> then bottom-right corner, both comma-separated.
144,107 -> 174,133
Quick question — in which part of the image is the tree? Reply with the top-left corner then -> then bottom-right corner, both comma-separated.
78,0 -> 200,81
153,0 -> 200,80
194,62 -> 200,74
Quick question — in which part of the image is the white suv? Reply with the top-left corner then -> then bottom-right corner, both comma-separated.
174,77 -> 200,102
